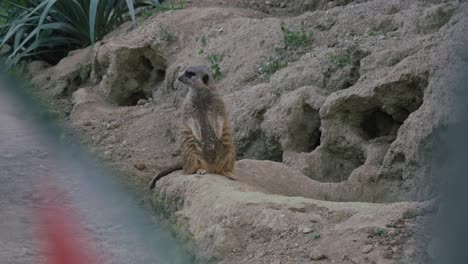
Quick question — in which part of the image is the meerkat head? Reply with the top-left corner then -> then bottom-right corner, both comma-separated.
177,66 -> 214,90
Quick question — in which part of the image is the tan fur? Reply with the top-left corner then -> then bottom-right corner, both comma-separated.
149,66 -> 236,190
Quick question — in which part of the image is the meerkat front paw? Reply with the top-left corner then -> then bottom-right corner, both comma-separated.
196,169 -> 206,175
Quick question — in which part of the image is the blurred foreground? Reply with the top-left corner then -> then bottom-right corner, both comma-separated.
0,80 -> 191,263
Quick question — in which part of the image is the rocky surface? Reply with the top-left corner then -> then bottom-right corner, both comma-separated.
25,0 -> 467,263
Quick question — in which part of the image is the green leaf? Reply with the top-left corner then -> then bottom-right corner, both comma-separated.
124,0 -> 136,29
89,0 -> 99,46
36,0 -> 58,40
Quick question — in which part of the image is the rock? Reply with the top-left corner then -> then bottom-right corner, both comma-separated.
108,121 -> 120,129
403,207 -> 424,219
361,245 -> 373,254
134,163 -> 147,171
107,136 -> 118,144
137,99 -> 148,106
309,250 -> 327,261
106,121 -> 121,129
71,88 -> 100,107
25,61 -> 51,78
387,228 -> 397,236
383,250 -> 393,259
0,44 -> 11,55
351,258 -> 360,264
299,225 -> 313,234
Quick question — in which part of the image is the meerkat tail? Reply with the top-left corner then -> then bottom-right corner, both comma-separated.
148,163 -> 183,190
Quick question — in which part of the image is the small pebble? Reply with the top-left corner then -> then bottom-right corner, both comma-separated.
362,245 -> 373,254
134,163 -> 147,171
137,99 -> 148,106
299,225 -> 313,234
310,250 -> 326,261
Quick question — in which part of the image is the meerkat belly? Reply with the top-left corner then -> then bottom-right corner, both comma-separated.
195,112 -> 224,164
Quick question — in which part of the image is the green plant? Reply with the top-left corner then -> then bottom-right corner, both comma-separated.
79,63 -> 91,82
0,0 -> 138,65
371,227 -> 387,237
153,0 -> 185,11
257,54 -> 287,80
368,30 -> 382,37
309,232 -> 321,240
139,8 -> 153,20
159,24 -> 174,44
327,51 -> 351,68
208,53 -> 222,79
280,20 -> 313,49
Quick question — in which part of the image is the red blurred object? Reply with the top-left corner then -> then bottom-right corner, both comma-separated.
35,185 -> 100,264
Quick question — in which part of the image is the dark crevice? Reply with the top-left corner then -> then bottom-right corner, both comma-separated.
155,69 -> 166,82
287,104 -> 321,153
236,130 -> 283,162
141,56 -> 154,72
121,91 -> 148,106
360,109 -> 402,140
307,129 -> 321,152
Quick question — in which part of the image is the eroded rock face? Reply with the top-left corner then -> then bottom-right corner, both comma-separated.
30,0 -> 466,203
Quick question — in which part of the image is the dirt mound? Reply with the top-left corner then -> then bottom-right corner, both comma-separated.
26,0 -> 467,262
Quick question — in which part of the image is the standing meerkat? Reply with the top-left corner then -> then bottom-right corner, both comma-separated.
149,66 -> 236,190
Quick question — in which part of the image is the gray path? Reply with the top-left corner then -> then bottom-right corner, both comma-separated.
0,87 -> 191,264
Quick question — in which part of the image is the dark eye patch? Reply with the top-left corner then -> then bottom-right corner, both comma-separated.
202,74 -> 209,85
185,71 -> 195,78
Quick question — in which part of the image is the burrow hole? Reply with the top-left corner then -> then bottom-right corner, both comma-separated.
360,109 -> 404,140
119,56 -> 166,106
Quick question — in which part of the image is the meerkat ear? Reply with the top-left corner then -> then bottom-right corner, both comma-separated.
202,74 -> 210,85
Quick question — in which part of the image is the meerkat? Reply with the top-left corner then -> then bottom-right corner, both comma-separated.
149,66 -> 236,190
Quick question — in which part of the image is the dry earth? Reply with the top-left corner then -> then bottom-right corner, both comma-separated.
24,0 -> 468,263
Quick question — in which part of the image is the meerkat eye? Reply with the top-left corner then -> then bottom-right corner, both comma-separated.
202,74 -> 209,85
185,71 -> 195,78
